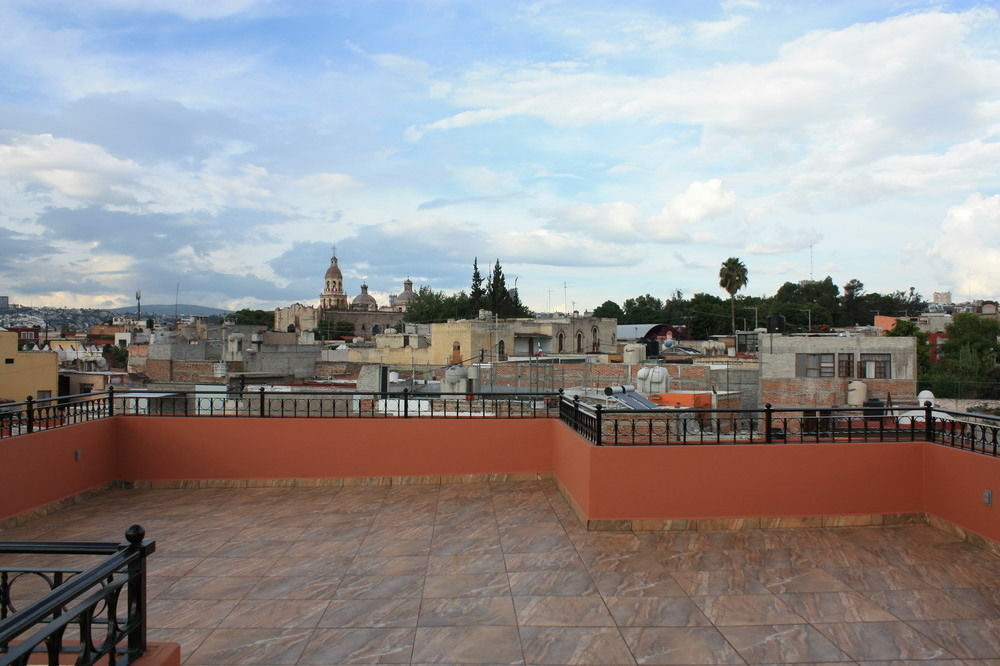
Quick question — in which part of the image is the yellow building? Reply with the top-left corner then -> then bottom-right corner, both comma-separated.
0,331 -> 58,402
429,320 -> 515,367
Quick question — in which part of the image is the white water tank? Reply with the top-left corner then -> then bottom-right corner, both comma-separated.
847,380 -> 867,406
623,343 -> 645,365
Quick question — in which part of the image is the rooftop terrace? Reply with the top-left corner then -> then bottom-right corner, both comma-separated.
4,481 -> 1000,664
2,391 -> 999,664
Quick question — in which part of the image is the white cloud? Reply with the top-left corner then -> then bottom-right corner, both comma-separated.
0,132 -> 140,203
928,193 -> 1000,298
298,173 -> 363,191
649,179 -> 737,241
539,201 -> 642,241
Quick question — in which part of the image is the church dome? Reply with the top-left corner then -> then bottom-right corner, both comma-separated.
352,283 -> 377,309
325,257 -> 343,280
396,278 -> 416,304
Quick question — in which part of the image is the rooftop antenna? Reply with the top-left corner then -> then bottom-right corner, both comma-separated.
809,243 -> 814,282
135,289 -> 142,324
563,282 -> 569,314
547,289 -> 552,313
174,282 -> 180,326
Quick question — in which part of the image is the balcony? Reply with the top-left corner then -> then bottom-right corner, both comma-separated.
2,391 -> 999,664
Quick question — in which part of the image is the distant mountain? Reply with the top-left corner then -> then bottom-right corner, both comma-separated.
109,304 -> 231,316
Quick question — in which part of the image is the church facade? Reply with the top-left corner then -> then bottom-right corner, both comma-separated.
274,253 -> 414,339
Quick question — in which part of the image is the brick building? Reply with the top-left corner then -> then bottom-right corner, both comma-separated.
758,333 -> 916,407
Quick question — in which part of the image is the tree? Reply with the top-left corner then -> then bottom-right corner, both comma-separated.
940,312 -> 1000,358
621,294 -> 664,324
230,309 -> 272,326
719,257 -> 749,334
840,279 -> 866,325
403,287 -> 470,323
592,300 -> 624,320
469,257 -> 485,314
483,259 -> 531,318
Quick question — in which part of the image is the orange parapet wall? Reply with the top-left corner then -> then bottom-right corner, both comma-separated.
922,443 -> 1000,544
0,419 -> 118,522
586,439 -> 924,521
115,417 -> 554,482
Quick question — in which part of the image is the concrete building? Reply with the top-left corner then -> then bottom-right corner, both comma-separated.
429,320 -> 515,367
759,333 -> 916,407
0,330 -> 58,402
512,315 -> 617,356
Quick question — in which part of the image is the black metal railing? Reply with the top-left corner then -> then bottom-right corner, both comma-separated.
0,393 -> 110,440
0,388 -> 562,438
0,525 -> 154,666
560,396 -> 1000,456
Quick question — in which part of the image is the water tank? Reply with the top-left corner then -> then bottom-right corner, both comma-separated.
467,365 -> 480,381
623,343 -> 645,365
846,380 -> 867,406
388,371 -> 400,383
766,313 -> 786,334
603,384 -> 637,395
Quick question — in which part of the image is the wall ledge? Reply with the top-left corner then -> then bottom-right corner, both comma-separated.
0,482 -> 117,531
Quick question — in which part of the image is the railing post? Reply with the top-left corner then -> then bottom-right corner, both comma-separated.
924,400 -> 934,442
124,524 -> 149,660
107,385 -> 115,417
403,388 -> 409,418
259,386 -> 266,418
573,395 -> 580,432
25,396 -> 34,434
764,403 -> 772,443
595,404 -> 603,446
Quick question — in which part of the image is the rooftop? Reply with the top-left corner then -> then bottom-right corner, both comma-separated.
4,481 -> 1000,665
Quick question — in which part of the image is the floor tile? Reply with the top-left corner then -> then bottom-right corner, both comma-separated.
218,599 -> 328,628
186,628 -> 312,664
907,619 -> 1000,659
520,626 -> 634,665
318,598 -> 421,628
514,595 -> 615,626
298,627 -> 415,664
419,597 -> 517,626
621,626 -> 744,664
508,570 -> 599,596
411,626 -> 524,664
692,594 -> 805,625
720,624 -> 852,663
423,572 -> 511,598
813,621 -> 954,661
777,591 -> 898,623
605,596 -> 712,627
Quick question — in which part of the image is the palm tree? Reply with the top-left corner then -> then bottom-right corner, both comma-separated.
719,257 -> 749,334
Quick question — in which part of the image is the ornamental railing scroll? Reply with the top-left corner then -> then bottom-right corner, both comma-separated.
0,525 -> 154,666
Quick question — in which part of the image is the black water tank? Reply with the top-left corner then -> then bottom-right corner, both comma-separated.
766,313 -> 786,334
863,397 -> 884,417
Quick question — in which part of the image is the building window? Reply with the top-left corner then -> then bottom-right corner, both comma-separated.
859,353 -> 891,379
557,332 -> 564,353
4,358 -> 12,364
838,353 -> 854,378
575,332 -> 583,353
795,353 -> 835,378
37,390 -> 51,399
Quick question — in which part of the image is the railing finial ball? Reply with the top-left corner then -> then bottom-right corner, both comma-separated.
924,401 -> 933,408
125,524 -> 145,544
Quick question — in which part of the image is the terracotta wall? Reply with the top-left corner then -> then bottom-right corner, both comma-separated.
586,439 -> 924,520
0,420 -> 118,521
550,421 -> 592,516
922,443 -> 1000,544
115,417 -> 553,482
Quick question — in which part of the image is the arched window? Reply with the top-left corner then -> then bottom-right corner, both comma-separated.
576,331 -> 583,353
497,339 -> 506,359
557,332 -> 565,353
372,324 -> 381,335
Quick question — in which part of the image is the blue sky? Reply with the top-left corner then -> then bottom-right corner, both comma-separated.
1,0 -> 999,312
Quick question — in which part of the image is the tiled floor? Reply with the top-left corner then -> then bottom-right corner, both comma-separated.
2,481 -> 1000,664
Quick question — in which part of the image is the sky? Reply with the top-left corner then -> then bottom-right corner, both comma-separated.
1,0 -> 999,313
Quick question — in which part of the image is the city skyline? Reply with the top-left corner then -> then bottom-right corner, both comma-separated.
1,1 -> 999,312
